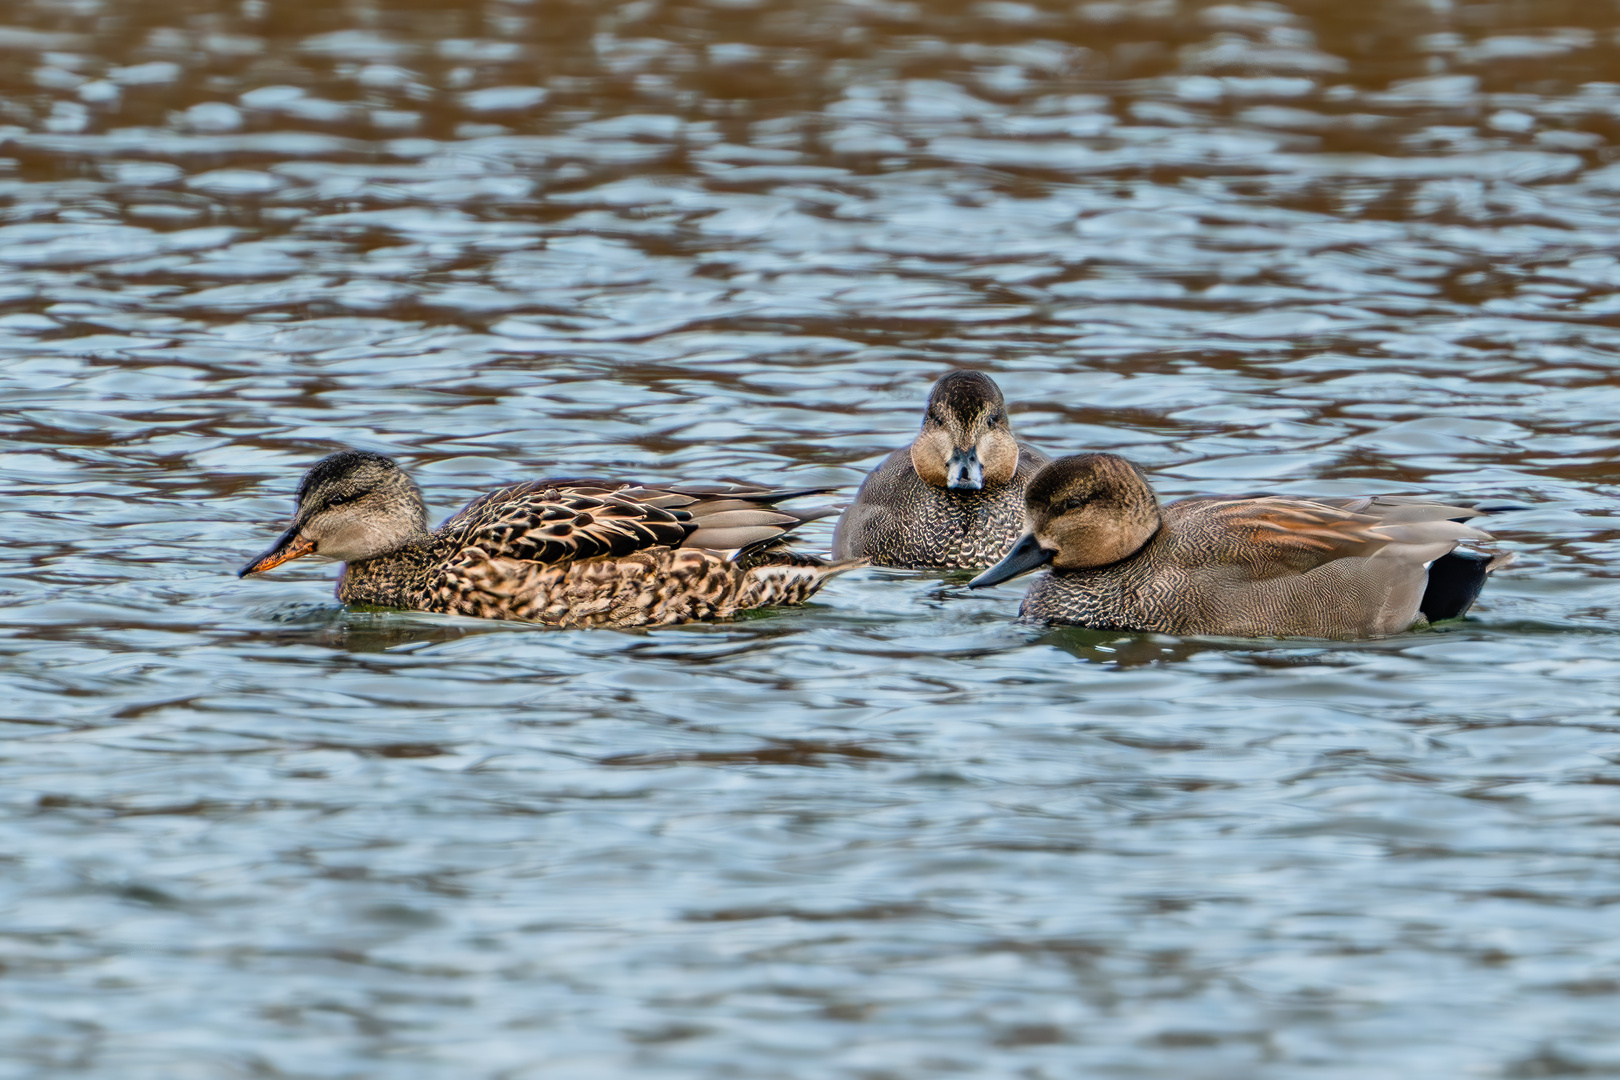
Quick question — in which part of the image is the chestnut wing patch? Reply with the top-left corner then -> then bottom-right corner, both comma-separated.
1180,497 -> 1394,575
1178,495 -> 1492,577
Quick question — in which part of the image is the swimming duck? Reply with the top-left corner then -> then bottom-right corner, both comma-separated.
969,453 -> 1509,639
832,371 -> 1050,569
238,450 -> 858,629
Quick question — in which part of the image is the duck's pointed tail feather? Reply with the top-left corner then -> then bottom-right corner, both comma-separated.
737,553 -> 866,608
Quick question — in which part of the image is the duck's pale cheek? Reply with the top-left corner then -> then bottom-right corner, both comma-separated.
308,516 -> 382,562
979,431 -> 1020,487
910,428 -> 955,488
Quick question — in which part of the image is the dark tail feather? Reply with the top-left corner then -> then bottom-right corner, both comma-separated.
1421,550 -> 1509,622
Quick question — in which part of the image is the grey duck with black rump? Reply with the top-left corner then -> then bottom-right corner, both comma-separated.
969,453 -> 1510,639
832,370 -> 1049,569
239,450 -> 859,629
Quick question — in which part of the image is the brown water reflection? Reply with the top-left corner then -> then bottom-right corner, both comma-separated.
6,0 -> 1620,1077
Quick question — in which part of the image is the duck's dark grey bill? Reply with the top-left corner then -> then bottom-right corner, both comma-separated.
969,533 -> 1053,588
238,528 -> 315,577
945,446 -> 983,491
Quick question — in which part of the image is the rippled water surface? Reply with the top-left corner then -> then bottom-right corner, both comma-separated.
7,0 -> 1620,1076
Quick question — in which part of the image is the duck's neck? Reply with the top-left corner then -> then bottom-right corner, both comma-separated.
335,534 -> 441,606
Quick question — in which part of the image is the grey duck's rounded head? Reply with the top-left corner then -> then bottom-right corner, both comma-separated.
238,449 -> 429,577
969,453 -> 1163,588
910,370 -> 1021,493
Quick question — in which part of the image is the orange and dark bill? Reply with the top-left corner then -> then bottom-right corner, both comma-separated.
238,531 -> 315,577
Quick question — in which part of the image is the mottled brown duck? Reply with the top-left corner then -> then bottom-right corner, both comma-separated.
239,450 -> 859,629
832,370 -> 1049,569
969,453 -> 1510,639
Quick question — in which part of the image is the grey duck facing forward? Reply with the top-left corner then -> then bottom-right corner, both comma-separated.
239,450 -> 859,629
832,371 -> 1049,569
969,453 -> 1510,639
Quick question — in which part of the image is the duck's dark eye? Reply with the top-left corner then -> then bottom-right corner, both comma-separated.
325,490 -> 365,508
988,411 -> 1005,424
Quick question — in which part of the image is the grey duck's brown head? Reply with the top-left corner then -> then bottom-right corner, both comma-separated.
969,453 -> 1163,588
239,450 -> 430,577
910,370 -> 1021,493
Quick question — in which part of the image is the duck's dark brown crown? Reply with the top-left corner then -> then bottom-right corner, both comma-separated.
926,370 -> 1005,419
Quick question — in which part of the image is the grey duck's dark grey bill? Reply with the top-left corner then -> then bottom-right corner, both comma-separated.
968,532 -> 1052,588
945,446 -> 983,491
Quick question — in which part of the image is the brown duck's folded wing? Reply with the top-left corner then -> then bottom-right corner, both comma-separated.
661,481 -> 839,501
464,480 -> 838,511
680,498 -> 841,555
1174,495 -> 1493,578
445,483 -> 697,566
609,483 -> 841,555
445,481 -> 842,566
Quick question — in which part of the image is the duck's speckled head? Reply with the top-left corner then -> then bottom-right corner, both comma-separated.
910,371 -> 1021,493
238,450 -> 429,576
969,454 -> 1162,587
